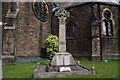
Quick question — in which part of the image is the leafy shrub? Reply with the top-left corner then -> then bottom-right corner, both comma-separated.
43,35 -> 58,59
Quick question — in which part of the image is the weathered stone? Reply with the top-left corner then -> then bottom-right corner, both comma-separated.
56,8 -> 69,52
34,8 -> 93,77
51,3 -> 120,60
91,66 -> 96,75
15,3 -> 51,57
2,2 -> 120,61
2,56 -> 16,64
50,52 -> 76,66
50,8 -> 77,70
51,4 -> 93,58
33,64 -> 92,78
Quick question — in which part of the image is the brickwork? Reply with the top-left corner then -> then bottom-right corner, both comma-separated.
51,3 -> 119,59
100,4 -> 119,57
2,2 -> 120,60
2,2 -> 9,22
52,3 -> 93,58
16,2 -> 50,57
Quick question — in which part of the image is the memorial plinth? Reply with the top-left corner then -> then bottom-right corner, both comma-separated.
33,8 -> 92,78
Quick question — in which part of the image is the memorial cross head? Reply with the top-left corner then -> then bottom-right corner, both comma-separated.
55,8 -> 70,24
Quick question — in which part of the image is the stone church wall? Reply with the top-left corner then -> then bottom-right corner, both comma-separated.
2,2 -> 9,22
2,2 -> 119,60
16,2 -> 41,57
16,2 -> 51,58
51,3 -> 93,59
2,2 -> 51,58
100,4 -> 119,59
51,3 -> 120,59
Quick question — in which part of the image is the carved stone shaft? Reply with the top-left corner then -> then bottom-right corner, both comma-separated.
55,8 -> 70,52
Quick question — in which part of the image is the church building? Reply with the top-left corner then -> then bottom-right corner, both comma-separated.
1,0 -> 120,61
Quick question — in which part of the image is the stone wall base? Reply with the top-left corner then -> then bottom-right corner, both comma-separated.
102,54 -> 120,60
92,55 -> 101,60
2,56 -> 16,64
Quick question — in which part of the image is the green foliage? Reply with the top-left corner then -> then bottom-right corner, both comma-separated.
43,35 -> 58,59
51,61 -> 119,78
3,62 -> 36,78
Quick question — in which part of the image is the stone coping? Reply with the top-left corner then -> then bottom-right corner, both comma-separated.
33,64 -> 93,78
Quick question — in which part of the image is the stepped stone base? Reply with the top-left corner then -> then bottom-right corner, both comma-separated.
50,52 -> 76,66
33,64 -> 92,78
33,52 -> 93,78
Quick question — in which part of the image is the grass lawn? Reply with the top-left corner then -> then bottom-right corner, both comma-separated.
3,62 -> 36,78
2,59 -> 119,78
62,61 -> 119,78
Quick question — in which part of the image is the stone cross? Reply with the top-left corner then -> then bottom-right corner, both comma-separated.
50,8 -> 76,69
55,8 -> 70,52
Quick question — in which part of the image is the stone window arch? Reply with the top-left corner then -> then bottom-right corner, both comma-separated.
9,2 -> 17,13
66,19 -> 76,39
102,8 -> 113,36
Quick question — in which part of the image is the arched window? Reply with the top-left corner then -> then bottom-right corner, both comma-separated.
102,10 -> 113,36
66,20 -> 76,39
9,2 -> 17,13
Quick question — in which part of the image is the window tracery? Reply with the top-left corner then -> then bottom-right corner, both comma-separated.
102,9 -> 113,36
